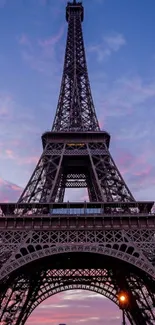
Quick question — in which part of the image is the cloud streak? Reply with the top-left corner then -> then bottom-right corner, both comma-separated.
0,0 -> 6,8
0,1 -> 154,324
88,33 -> 126,62
0,177 -> 22,202
18,26 -> 65,75
26,290 -> 124,325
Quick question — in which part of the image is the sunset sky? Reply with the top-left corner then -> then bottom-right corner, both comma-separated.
0,0 -> 155,324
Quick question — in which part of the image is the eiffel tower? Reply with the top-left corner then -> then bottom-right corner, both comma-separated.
0,1 -> 155,324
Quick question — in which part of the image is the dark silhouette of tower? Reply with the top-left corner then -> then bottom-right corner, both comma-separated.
17,0 -> 134,205
0,1 -> 155,324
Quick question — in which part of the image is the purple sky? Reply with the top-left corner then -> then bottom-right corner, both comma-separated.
0,0 -> 155,324
26,290 -> 125,325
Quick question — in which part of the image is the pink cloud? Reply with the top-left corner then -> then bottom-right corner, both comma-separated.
0,94 -> 13,118
1,147 -> 39,166
38,26 -> 64,48
19,34 -> 31,47
0,177 -> 22,202
10,184 -> 22,192
26,291 -> 123,325
5,149 -> 15,159
19,27 -> 64,74
114,148 -> 153,176
116,151 -> 133,166
98,118 -> 104,129
134,166 -> 152,177
111,150 -> 155,202
114,149 -> 134,175
18,155 -> 39,165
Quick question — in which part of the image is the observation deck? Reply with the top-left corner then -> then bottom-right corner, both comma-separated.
66,1 -> 84,22
0,201 -> 154,231
42,131 -> 111,149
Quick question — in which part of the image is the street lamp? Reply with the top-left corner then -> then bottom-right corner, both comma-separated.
118,292 -> 129,325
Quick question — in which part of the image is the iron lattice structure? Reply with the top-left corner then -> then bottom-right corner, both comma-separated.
17,0 -> 134,204
0,1 -> 155,324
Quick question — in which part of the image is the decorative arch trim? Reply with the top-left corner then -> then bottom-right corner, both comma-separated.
26,283 -> 118,321
0,243 -> 154,280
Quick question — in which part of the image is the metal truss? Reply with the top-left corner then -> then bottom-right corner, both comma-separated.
1,1 -> 155,325
17,0 -> 135,204
52,1 -> 100,132
18,141 -> 134,203
0,266 -> 155,325
0,221 -> 155,280
0,210 -> 154,324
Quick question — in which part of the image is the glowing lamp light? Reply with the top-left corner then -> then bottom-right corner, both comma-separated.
120,294 -> 126,302
118,292 -> 129,309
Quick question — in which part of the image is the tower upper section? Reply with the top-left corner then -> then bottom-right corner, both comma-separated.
66,1 -> 84,22
52,0 -> 100,132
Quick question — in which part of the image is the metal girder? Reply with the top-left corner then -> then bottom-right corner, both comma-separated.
0,224 -> 155,280
1,1 -> 155,325
0,211 -> 154,324
52,2 -> 100,132
0,265 -> 155,325
18,141 -> 134,203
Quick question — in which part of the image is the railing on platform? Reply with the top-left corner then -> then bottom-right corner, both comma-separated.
0,201 -> 154,217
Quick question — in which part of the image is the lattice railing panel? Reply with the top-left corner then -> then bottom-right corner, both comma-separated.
0,227 -> 155,280
0,266 -> 154,325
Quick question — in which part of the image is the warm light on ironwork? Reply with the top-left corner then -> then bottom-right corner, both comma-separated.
120,295 -> 126,302
118,292 -> 129,308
